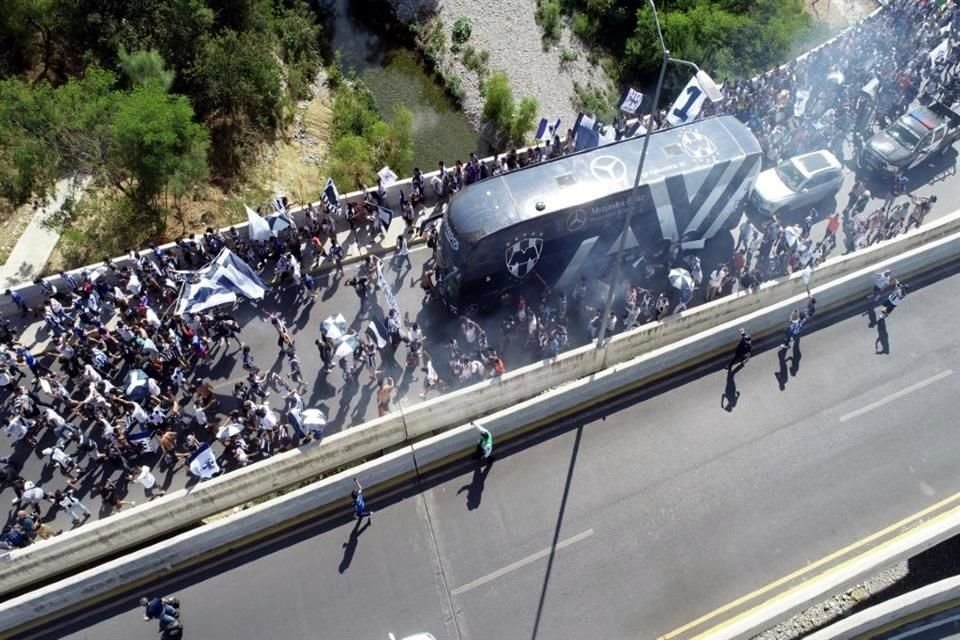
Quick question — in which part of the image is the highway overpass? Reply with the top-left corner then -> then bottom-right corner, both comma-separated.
32,262 -> 960,640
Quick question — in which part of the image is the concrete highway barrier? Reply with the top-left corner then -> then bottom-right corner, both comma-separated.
2,211 -> 959,602
804,574 -> 960,640
2,219 -> 959,635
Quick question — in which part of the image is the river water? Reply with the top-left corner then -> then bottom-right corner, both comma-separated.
324,0 -> 489,173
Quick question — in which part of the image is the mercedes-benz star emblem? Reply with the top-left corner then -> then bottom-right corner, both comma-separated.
566,209 -> 587,231
680,128 -> 718,160
590,155 -> 629,184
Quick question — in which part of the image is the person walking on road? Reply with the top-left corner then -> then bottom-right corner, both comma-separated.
870,269 -> 893,301
727,328 -> 752,370
352,478 -> 373,522
879,281 -> 908,318
473,422 -> 493,461
907,194 -> 936,231
780,309 -> 805,350
140,596 -> 178,626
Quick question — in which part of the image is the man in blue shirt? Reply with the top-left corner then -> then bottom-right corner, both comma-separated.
352,478 -> 373,523
140,596 -> 178,626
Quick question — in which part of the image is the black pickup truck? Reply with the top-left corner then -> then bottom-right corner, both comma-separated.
859,101 -> 960,175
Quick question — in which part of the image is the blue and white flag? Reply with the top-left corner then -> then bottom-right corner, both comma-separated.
209,248 -> 267,301
534,117 -> 562,142
322,178 -> 340,215
376,205 -> 393,229
188,443 -> 220,479
270,196 -> 287,215
128,430 -> 157,453
618,87 -> 645,115
365,317 -> 388,349
667,70 -> 722,126
573,113 -> 599,152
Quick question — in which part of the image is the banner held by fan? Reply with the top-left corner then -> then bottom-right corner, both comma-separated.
376,263 -> 400,316
666,70 -> 722,126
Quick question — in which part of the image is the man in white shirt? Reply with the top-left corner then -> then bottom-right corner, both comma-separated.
871,269 -> 892,300
257,404 -> 278,431
4,415 -> 34,445
131,465 -> 165,499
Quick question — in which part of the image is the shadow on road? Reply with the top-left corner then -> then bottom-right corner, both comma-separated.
339,518 -> 371,574
531,425 -> 582,640
457,457 -> 493,511
722,369 -> 740,412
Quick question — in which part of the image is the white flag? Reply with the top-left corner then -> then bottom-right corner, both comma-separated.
376,264 -> 401,316
188,443 -> 220,479
377,166 -> 398,186
794,88 -> 811,118
619,87 -> 645,115
245,205 -> 273,241
667,71 -> 721,126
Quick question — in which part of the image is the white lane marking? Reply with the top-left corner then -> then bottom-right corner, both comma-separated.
887,610 -> 960,639
450,528 -> 595,596
839,370 -> 954,423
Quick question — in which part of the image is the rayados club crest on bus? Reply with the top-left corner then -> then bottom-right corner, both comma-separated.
505,233 -> 543,278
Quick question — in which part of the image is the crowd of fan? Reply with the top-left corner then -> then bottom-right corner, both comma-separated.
706,0 -> 960,165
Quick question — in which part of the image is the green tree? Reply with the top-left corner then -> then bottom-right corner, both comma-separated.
324,134 -> 374,188
483,71 -> 515,132
118,47 -> 175,90
107,83 -> 209,217
0,68 -> 117,206
511,96 -> 539,145
191,29 -> 283,130
273,4 -> 322,100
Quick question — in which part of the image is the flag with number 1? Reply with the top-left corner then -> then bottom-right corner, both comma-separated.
666,70 -> 722,126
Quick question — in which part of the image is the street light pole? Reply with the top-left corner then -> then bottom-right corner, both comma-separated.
596,0 -> 670,346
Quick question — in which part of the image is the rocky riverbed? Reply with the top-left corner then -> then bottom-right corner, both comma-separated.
385,0 -> 616,143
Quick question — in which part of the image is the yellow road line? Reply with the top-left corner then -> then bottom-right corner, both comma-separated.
686,505 -> 960,640
659,491 -> 960,640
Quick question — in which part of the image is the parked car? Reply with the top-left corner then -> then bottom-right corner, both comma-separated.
750,150 -> 844,215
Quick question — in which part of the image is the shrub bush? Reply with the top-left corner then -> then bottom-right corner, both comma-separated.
535,0 -> 563,47
482,71 -> 515,132
571,12 -> 594,41
510,96 -> 539,146
452,17 -> 472,45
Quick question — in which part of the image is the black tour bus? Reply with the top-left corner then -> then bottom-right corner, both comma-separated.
434,115 -> 762,315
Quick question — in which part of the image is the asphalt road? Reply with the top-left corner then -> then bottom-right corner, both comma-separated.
39,259 -> 960,640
